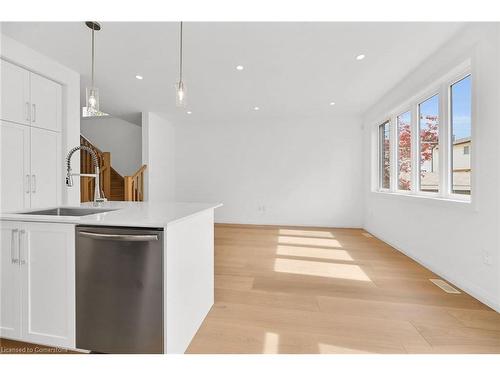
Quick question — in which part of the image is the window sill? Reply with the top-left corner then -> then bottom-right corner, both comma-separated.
371,190 -> 476,211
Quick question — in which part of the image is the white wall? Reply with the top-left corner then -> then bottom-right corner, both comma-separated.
362,24 -> 500,311
142,112 -> 175,202
175,114 -> 364,227
1,33 -> 80,205
81,117 -> 142,176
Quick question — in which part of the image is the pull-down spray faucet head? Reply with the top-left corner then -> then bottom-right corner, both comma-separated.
66,168 -> 74,187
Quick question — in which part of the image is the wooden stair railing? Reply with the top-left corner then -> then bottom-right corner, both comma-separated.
80,134 -> 146,202
124,165 -> 147,201
80,135 -> 111,202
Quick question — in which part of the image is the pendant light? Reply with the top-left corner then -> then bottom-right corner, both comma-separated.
175,21 -> 187,107
85,21 -> 101,115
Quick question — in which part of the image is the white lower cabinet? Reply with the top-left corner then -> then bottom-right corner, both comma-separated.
0,221 -> 75,349
0,222 -> 22,340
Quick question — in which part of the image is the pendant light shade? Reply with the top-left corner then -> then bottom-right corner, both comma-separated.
86,87 -> 100,114
176,22 -> 187,107
176,81 -> 186,107
85,21 -> 101,115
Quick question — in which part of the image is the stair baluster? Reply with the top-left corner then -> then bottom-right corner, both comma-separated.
124,165 -> 147,201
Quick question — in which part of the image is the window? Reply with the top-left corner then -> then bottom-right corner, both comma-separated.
397,111 -> 412,190
374,65 -> 472,202
450,75 -> 472,195
418,94 -> 439,193
379,121 -> 390,189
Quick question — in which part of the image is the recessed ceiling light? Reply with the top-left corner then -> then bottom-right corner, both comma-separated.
356,54 -> 365,61
236,65 -> 244,71
135,75 -> 143,80
329,102 -> 336,106
254,106 -> 260,111
186,111 -> 192,115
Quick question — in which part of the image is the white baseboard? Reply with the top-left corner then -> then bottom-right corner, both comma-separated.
215,219 -> 362,229
365,227 -> 500,313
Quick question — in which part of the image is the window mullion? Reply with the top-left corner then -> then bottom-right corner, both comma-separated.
411,104 -> 419,194
390,116 -> 398,192
439,83 -> 450,197
378,125 -> 383,190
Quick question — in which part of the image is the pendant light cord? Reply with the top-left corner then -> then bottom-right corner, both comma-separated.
179,21 -> 183,83
91,24 -> 95,88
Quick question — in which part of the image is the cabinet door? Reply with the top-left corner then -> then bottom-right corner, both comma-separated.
20,222 -> 75,348
0,59 -> 30,125
0,222 -> 22,340
30,73 -> 62,132
30,127 -> 60,209
0,121 -> 31,211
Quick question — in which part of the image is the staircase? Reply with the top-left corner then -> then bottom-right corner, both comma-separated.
110,168 -> 125,201
80,135 -> 146,202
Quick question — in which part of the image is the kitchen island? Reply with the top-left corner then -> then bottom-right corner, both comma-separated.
0,201 -> 221,354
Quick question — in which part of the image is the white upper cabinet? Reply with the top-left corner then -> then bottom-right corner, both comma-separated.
1,59 -> 62,132
0,121 -> 60,211
0,60 -> 63,212
30,127 -> 61,208
30,72 -> 62,132
0,59 -> 30,125
0,121 -> 31,211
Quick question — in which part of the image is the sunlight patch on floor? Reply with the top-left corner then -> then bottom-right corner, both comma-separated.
318,343 -> 372,354
278,229 -> 335,238
273,258 -> 372,281
278,236 -> 341,248
263,332 -> 280,354
276,245 -> 353,261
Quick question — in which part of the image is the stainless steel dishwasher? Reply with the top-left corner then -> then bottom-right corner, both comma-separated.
76,226 -> 164,354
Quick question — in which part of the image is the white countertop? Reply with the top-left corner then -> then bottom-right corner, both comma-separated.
0,201 -> 222,228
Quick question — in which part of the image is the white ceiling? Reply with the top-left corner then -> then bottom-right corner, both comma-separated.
1,22 -> 465,125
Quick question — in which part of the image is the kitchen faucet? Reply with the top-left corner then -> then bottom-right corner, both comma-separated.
65,145 -> 106,204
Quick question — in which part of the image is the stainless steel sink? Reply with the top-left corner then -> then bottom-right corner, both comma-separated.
19,207 -> 116,216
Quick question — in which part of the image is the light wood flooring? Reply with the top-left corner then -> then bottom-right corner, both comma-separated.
3,224 -> 500,354
186,224 -> 500,354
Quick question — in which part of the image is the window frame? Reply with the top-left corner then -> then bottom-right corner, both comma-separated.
373,61 -> 472,203
448,73 -> 473,198
378,120 -> 391,191
417,92 -> 441,197
395,110 -> 414,193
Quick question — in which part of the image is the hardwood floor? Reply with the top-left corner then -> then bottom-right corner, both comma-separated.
3,224 -> 500,354
186,224 -> 500,354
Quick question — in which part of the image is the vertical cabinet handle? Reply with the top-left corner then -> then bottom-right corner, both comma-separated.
32,104 -> 36,122
25,102 -> 31,122
19,230 -> 26,265
11,229 -> 19,264
25,174 -> 30,194
32,174 -> 36,193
